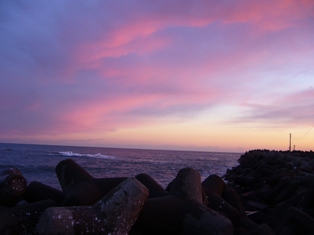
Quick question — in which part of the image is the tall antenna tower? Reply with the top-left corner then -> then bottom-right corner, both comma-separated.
289,133 -> 291,151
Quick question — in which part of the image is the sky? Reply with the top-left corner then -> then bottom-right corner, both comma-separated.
0,0 -> 314,152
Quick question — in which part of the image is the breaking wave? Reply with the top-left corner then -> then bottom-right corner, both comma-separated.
58,151 -> 116,159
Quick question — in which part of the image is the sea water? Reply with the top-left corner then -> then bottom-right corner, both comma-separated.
0,143 -> 241,189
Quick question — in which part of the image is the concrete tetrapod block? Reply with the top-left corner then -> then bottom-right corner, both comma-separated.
91,177 -> 127,195
61,180 -> 102,206
182,200 -> 234,235
298,181 -> 314,210
206,191 -> 240,223
135,173 -> 169,198
168,167 -> 203,204
221,186 -> 245,216
269,192 -> 304,219
0,168 -> 27,207
206,190 -> 258,231
133,195 -> 233,235
274,206 -> 314,235
202,174 -> 227,197
55,159 -> 94,192
0,199 -> 56,234
61,178 -> 128,206
56,158 -> 127,206
37,178 -> 149,235
244,223 -> 276,235
23,181 -> 64,205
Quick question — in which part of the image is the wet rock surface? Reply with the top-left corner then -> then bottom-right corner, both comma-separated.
0,150 -> 314,234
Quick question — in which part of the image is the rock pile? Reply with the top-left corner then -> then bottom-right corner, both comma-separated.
0,150 -> 314,234
224,149 -> 314,235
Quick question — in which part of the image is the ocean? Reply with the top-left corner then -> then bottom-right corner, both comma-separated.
0,143 -> 241,190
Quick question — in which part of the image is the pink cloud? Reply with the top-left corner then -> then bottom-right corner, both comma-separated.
232,89 -> 314,127
42,0 -> 313,84
1,0 -> 313,147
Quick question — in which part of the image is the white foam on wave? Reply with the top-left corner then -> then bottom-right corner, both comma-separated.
58,151 -> 116,159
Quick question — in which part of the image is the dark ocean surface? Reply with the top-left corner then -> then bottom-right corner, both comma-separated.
0,143 -> 241,189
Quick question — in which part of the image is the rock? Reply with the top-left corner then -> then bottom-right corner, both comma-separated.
221,186 -> 245,215
55,159 -> 93,191
297,181 -> 314,210
299,163 -> 312,173
234,215 -> 257,231
168,167 -> 203,204
135,173 -> 168,198
233,176 -> 256,187
223,150 -> 314,234
23,181 -> 64,205
245,200 -> 270,211
245,223 -> 276,235
269,192 -> 304,219
273,181 -> 295,204
206,191 -> 240,223
262,180 -> 290,203
0,199 -> 56,234
274,206 -> 314,235
233,227 -> 247,235
62,177 -> 126,206
182,200 -> 233,235
92,177 -> 128,195
308,159 -> 314,168
202,174 -> 226,197
0,168 -> 27,207
61,177 -> 127,206
133,195 -> 233,235
37,178 -> 148,235
61,179 -> 102,206
56,158 -> 126,206
247,211 -> 278,228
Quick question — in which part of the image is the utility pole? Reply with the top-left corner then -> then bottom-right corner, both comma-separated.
289,133 -> 291,152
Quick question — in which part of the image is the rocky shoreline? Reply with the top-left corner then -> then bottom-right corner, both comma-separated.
224,149 -> 314,235
1,150 -> 314,234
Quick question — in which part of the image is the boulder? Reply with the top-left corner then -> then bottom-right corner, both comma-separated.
133,195 -> 233,235
202,174 -> 227,196
56,158 -> 126,206
23,181 -> 64,205
0,168 -> 27,207
37,178 -> 148,235
168,167 -> 203,204
0,199 -> 56,234
135,173 -> 168,198
274,206 -> 314,235
55,159 -> 93,191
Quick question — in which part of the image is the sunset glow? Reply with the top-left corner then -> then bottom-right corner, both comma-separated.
1,0 -> 313,152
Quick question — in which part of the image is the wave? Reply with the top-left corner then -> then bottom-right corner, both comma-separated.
57,151 -> 116,160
